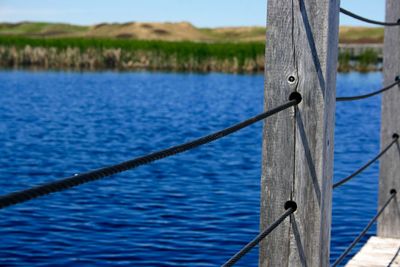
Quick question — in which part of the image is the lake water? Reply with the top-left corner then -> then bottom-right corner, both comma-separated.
0,70 -> 384,266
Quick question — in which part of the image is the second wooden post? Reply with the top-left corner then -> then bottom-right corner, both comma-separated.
260,0 -> 339,266
378,0 -> 400,238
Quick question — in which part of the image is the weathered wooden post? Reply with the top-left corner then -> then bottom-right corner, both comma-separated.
378,0 -> 400,238
260,0 -> 339,266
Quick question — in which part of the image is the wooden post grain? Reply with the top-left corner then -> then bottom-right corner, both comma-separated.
378,0 -> 400,238
260,0 -> 339,266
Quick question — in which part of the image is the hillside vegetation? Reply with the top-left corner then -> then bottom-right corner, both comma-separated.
0,22 -> 383,72
0,22 -> 384,43
0,22 -> 265,42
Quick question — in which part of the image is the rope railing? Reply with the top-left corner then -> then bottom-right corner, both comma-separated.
221,3 -> 399,266
0,93 -> 302,210
340,7 -> 400,26
336,77 -> 400,102
221,201 -> 297,267
333,134 -> 399,189
334,5 -> 400,262
0,4 -> 399,267
332,190 -> 397,267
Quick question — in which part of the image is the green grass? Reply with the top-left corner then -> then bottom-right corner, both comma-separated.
338,51 -> 352,72
0,22 -> 386,44
199,27 -> 266,42
339,27 -> 384,43
357,49 -> 379,72
0,35 -> 265,62
0,35 -> 381,72
0,22 -> 88,36
337,49 -> 380,72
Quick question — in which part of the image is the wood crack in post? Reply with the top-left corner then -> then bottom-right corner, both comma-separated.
289,0 -> 298,261
291,0 -> 300,82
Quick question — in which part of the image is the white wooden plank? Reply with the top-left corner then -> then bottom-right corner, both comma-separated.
345,237 -> 400,267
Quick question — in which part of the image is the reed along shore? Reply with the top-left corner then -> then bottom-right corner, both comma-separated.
0,36 -> 380,73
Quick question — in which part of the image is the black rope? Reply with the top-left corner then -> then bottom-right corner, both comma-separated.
333,134 -> 399,189
221,201 -> 297,267
340,8 -> 400,26
332,190 -> 397,267
0,93 -> 302,210
337,77 -> 400,102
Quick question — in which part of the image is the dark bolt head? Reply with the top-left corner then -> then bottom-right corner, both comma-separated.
284,200 -> 297,211
288,76 -> 296,83
289,92 -> 302,104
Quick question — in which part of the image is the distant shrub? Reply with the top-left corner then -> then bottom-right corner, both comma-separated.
338,51 -> 351,72
120,22 -> 135,27
141,24 -> 153,29
116,33 -> 135,39
357,49 -> 379,72
93,23 -> 107,29
153,29 -> 170,35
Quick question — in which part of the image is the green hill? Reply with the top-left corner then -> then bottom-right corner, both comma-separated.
0,21 -> 384,44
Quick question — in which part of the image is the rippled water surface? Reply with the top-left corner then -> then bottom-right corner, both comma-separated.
0,70 -> 384,266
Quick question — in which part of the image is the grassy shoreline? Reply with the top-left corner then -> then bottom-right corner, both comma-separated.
0,36 -> 380,73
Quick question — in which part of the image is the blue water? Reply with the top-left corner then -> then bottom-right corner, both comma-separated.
0,70 -> 383,266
